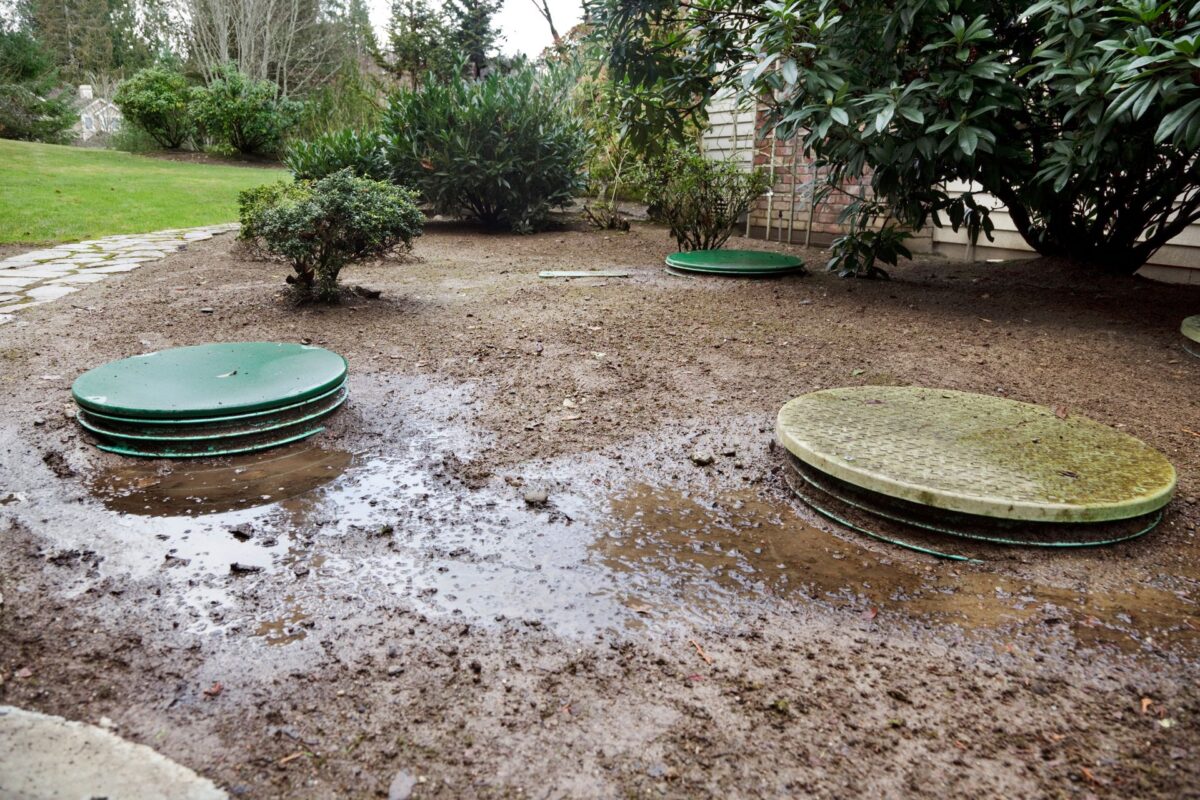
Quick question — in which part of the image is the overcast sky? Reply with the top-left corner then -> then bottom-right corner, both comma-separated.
368,0 -> 585,58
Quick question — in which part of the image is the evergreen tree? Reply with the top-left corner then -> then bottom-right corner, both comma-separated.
340,0 -> 379,63
382,0 -> 454,87
18,0 -> 112,80
0,28 -> 77,141
445,0 -> 501,77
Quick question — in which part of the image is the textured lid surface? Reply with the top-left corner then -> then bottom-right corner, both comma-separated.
665,249 -> 804,275
1182,315 -> 1200,343
73,342 -> 348,420
776,387 -> 1176,522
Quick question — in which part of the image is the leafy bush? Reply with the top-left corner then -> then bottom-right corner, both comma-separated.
825,198 -> 913,279
638,145 -> 769,251
113,67 -> 194,149
285,128 -> 389,180
0,30 -> 76,143
583,201 -> 630,231
382,63 -> 587,232
241,169 -> 424,301
290,63 -> 384,142
237,180 -> 310,246
192,64 -> 301,156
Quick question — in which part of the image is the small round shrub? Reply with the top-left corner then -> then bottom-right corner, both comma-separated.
192,64 -> 302,156
284,128 -> 389,180
382,63 -> 587,233
237,180 -> 311,247
638,145 -> 770,251
244,169 -> 424,302
114,67 -> 194,149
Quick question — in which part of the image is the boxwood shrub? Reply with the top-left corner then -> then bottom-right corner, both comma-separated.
238,170 -> 424,302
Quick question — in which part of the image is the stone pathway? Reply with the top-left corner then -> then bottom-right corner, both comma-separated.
0,224 -> 238,324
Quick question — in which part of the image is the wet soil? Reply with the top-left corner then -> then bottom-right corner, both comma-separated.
1,222 -> 1199,798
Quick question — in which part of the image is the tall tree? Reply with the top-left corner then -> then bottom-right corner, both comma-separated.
381,0 -> 453,87
338,0 -> 378,63
445,0 -> 501,76
528,0 -> 560,47
18,0 -> 112,80
183,0 -> 344,95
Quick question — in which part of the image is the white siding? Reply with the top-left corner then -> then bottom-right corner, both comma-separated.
932,180 -> 1200,281
701,89 -> 756,169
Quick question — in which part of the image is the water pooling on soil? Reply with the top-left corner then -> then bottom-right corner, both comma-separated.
74,424 -> 1200,659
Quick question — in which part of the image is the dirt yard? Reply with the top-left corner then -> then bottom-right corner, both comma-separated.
1,221 -> 1198,798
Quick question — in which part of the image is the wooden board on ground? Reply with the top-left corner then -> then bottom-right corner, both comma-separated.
538,270 -> 632,279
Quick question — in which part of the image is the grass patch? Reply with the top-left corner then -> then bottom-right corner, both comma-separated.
0,139 -> 288,244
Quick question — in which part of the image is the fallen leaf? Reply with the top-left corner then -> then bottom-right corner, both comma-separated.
861,607 -> 878,621
1141,697 -> 1154,715
1053,404 -> 1069,420
203,681 -> 223,699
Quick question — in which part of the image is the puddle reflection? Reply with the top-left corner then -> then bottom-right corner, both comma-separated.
89,444 -> 352,516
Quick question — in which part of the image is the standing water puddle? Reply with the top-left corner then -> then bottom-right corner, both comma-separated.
601,485 -> 1200,655
79,445 -> 1200,656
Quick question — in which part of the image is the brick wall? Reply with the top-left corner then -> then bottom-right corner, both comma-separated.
716,102 -> 930,250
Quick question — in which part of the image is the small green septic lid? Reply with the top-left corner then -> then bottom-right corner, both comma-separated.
665,249 -> 805,276
73,342 -> 348,420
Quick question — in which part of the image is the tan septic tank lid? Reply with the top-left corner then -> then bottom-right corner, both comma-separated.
776,387 -> 1176,523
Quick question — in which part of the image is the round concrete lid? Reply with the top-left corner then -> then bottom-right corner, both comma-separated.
664,249 -> 805,276
776,387 -> 1176,522
1182,315 -> 1200,344
73,343 -> 347,420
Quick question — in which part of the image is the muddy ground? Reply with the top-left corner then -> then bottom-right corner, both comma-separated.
1,221 -> 1199,799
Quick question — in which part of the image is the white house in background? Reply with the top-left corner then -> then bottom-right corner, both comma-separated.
72,85 -> 122,143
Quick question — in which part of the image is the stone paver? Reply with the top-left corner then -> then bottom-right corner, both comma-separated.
0,705 -> 228,799
0,224 -> 238,316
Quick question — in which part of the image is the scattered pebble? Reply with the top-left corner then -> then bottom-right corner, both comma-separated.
388,770 -> 418,800
523,488 -> 549,506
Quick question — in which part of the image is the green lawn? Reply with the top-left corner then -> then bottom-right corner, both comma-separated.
0,139 -> 288,244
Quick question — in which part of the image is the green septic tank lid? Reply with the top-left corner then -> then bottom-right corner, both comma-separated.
1182,315 -> 1200,344
95,425 -> 327,459
73,342 -> 348,420
76,386 -> 347,443
665,249 -> 805,276
776,386 -> 1176,523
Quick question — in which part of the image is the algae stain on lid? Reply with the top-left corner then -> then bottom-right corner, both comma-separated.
776,386 -> 1176,523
